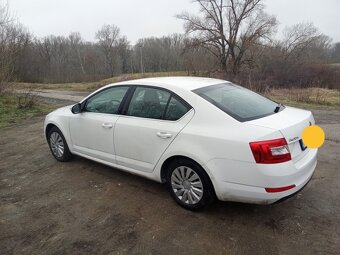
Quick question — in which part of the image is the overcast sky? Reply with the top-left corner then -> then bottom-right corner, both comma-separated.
7,0 -> 340,43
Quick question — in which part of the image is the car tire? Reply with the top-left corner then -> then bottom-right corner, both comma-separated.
48,126 -> 73,162
166,158 -> 215,210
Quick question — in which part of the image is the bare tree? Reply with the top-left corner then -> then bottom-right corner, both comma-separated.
96,24 -> 121,76
251,22 -> 334,88
281,23 -> 322,60
0,1 -> 8,24
1,0 -> 337,89
1,2 -> 29,91
331,42 -> 340,62
0,2 -> 12,90
69,32 -> 86,76
115,36 -> 131,74
35,36 -> 55,80
177,0 -> 277,75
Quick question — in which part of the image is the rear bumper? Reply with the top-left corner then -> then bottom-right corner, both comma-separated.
274,171 -> 313,204
205,149 -> 317,204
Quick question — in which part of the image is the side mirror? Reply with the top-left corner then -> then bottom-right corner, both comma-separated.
71,103 -> 82,114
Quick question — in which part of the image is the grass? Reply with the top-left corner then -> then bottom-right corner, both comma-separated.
13,82 -> 93,92
267,88 -> 340,108
13,71 -> 189,92
328,63 -> 340,67
0,92 -> 54,128
11,71 -> 340,108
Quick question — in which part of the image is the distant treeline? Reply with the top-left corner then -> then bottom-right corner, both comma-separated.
1,1 -> 340,91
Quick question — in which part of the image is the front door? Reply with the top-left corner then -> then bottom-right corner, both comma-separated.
69,86 -> 130,163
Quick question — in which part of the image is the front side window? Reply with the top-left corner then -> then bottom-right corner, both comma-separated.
127,87 -> 171,119
194,83 -> 278,122
85,86 -> 129,114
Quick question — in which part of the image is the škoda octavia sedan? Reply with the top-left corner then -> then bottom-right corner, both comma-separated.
44,77 -> 317,210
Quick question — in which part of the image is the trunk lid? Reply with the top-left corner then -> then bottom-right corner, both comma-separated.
246,106 -> 315,162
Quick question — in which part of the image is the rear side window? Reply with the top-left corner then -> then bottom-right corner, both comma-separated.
127,87 -> 171,119
127,86 -> 191,121
164,97 -> 189,121
194,83 -> 278,122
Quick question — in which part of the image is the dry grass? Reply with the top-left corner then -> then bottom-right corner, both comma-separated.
267,88 -> 340,107
12,71 -> 189,92
12,82 -> 91,91
328,63 -> 340,67
11,72 -> 340,107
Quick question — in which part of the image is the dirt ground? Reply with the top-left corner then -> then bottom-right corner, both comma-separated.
0,99 -> 340,254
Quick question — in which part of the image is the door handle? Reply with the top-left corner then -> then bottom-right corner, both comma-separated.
156,131 -> 172,139
102,123 -> 113,129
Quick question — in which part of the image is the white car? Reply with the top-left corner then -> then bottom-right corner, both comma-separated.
44,77 -> 317,210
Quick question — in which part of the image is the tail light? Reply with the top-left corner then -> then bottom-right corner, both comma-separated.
249,138 -> 291,164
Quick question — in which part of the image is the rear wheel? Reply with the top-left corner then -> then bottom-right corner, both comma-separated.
48,126 -> 72,162
166,158 -> 215,210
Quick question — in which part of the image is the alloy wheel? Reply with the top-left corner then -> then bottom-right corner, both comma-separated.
50,132 -> 64,158
171,166 -> 204,204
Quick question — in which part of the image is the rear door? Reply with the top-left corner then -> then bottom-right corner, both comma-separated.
114,86 -> 194,173
247,106 -> 315,162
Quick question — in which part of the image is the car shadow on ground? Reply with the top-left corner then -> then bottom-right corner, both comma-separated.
71,155 -> 289,215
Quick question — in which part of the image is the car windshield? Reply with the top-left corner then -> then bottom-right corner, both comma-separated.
194,83 -> 279,122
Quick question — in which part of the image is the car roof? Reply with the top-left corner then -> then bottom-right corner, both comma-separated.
114,76 -> 228,91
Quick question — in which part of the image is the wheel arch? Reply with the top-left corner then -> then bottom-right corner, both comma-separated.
160,155 -> 213,182
44,120 -> 72,152
45,123 -> 57,140
160,155 -> 217,199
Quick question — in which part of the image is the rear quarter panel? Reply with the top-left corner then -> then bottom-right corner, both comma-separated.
153,98 -> 284,181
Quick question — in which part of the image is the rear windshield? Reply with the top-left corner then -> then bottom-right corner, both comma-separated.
193,83 -> 279,122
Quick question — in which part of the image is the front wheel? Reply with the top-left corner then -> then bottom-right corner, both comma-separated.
166,159 -> 215,210
48,126 -> 72,162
